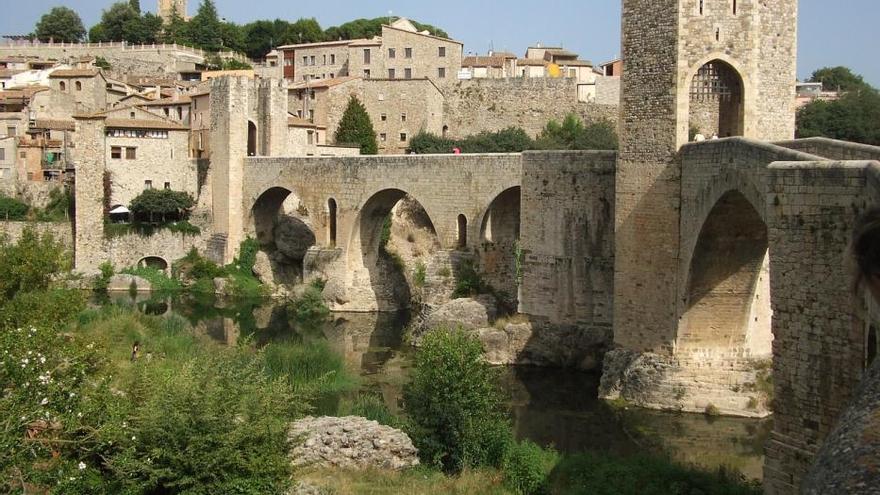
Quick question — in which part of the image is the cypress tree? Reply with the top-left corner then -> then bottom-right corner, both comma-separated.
334,96 -> 378,155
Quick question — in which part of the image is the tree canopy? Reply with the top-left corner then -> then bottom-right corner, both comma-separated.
536,115 -> 619,150
335,96 -> 378,155
89,2 -> 162,44
129,189 -> 196,223
34,7 -> 87,43
808,66 -> 871,93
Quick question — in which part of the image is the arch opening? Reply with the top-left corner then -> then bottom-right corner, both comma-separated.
678,190 -> 771,360
247,121 -> 257,156
328,198 -> 338,247
688,60 -> 744,139
457,214 -> 468,249
353,189 -> 440,311
251,186 -> 316,285
477,187 -> 522,307
138,256 -> 169,271
868,325 -> 878,369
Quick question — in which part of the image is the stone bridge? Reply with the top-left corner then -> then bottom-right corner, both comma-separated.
239,154 -> 522,311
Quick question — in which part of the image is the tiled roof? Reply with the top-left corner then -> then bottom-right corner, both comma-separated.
0,86 -> 49,101
517,58 -> 547,67
463,56 -> 507,68
0,69 -> 25,78
288,116 -> 326,129
104,118 -> 188,130
139,94 -> 193,106
277,39 -> 358,50
33,119 -> 75,131
49,69 -> 100,78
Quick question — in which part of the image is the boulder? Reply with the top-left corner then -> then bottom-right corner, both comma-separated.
252,250 -> 275,285
275,215 -> 316,261
106,274 -> 152,292
289,416 -> 419,471
424,295 -> 498,332
213,277 -> 230,296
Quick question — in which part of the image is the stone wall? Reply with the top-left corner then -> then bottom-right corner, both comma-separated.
0,221 -> 73,247
105,131 -> 195,206
107,229 -> 207,270
519,150 -> 616,329
774,137 -> 880,162
443,78 -> 619,140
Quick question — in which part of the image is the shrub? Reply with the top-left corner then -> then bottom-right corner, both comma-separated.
413,261 -> 427,287
503,441 -> 558,495
175,247 -> 225,281
261,340 -> 356,398
452,259 -> 485,298
402,328 -> 511,472
93,261 -> 115,292
536,115 -> 619,151
33,187 -> 72,222
0,194 -> 29,220
334,95 -> 378,155
0,227 -> 71,300
339,392 -> 402,428
288,285 -> 330,329
121,266 -> 183,293
129,189 -> 196,223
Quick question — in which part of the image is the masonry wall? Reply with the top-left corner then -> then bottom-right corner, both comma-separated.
105,131 -> 195,206
774,137 -> 880,162
0,221 -> 72,247
443,78 -> 619,140
519,151 -> 616,329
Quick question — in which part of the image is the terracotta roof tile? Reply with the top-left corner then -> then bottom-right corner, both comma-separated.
288,116 -> 326,129
49,69 -> 100,78
463,56 -> 507,68
104,118 -> 188,130
33,119 -> 75,131
289,76 -> 358,90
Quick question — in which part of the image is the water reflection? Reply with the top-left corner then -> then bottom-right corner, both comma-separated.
106,293 -> 769,481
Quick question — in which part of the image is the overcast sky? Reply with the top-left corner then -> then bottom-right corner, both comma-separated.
1,0 -> 877,85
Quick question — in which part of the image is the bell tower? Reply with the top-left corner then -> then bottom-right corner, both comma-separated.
613,0 -> 799,352
158,0 -> 188,23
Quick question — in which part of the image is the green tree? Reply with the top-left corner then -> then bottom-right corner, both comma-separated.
402,329 -> 511,472
89,2 -> 159,43
335,96 -> 378,155
0,228 -> 70,300
536,114 -> 619,150
129,189 -> 196,223
188,0 -> 223,51
808,66 -> 871,92
797,87 -> 880,145
0,194 -> 29,220
129,0 -> 141,12
162,6 -> 190,45
34,6 -> 86,43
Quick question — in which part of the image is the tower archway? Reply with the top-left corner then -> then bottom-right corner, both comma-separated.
687,59 -> 745,139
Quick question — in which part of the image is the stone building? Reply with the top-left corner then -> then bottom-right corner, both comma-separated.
278,18 -> 463,87
158,0 -> 188,22
461,53 -> 518,79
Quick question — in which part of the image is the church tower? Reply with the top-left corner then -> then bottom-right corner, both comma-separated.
158,0 -> 188,23
612,0 -> 799,353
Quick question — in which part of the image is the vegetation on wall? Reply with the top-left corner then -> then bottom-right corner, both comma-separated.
335,96 -> 379,155
409,115 -> 619,154
797,67 -> 880,146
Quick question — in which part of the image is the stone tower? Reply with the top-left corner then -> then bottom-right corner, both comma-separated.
613,0 -> 798,352
158,0 -> 187,23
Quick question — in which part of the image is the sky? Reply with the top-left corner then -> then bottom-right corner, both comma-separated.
0,0 -> 877,86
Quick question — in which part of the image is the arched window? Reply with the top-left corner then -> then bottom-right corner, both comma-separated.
328,198 -> 337,247
59,81 -> 66,91
457,214 -> 467,248
75,81 -> 82,91
247,121 -> 257,156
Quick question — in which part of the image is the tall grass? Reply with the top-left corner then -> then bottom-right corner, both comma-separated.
261,340 -> 357,398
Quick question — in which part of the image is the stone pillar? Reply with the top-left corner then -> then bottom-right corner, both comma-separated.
73,115 -> 107,272
613,0 -> 683,353
210,76 -> 249,263
259,78 -> 289,157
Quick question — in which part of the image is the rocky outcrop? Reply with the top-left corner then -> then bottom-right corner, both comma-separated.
275,216 -> 316,261
289,416 -> 419,471
423,295 -> 498,332
106,274 -> 152,292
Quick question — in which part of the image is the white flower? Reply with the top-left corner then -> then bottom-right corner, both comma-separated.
78,461 -> 86,470
40,398 -> 49,405
69,392 -> 75,398
69,477 -> 76,481
122,421 -> 127,428
39,356 -> 46,364
77,412 -> 83,418
131,436 -> 136,441
21,358 -> 29,365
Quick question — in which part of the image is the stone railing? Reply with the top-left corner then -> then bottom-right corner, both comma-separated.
0,40 -> 251,63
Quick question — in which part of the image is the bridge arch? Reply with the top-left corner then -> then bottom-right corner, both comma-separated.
680,54 -> 750,142
250,186 -> 316,283
677,189 -> 772,360
138,256 -> 169,271
476,186 -> 522,304
348,188 -> 440,310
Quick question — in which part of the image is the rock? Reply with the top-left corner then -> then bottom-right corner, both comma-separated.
213,277 -> 230,296
106,274 -> 152,292
289,416 -> 419,471
424,295 -> 498,332
275,215 -> 316,261
477,327 -> 512,364
598,349 -> 673,402
252,250 -> 275,285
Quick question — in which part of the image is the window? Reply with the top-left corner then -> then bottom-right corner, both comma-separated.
330,54 -> 336,64
405,47 -> 412,59
733,0 -> 737,14
400,133 -> 407,142
75,81 -> 82,91
364,69 -> 371,79
699,0 -> 704,14
401,113 -> 407,122
0,149 -> 4,160
388,48 -> 396,59
59,81 -> 66,91
111,146 -> 122,159
404,68 -> 412,79
310,90 -> 316,100
20,151 -> 26,159
380,133 -> 387,142
144,180 -> 152,190
164,108 -> 170,117
363,49 -> 371,64
164,182 -> 171,189
438,67 -> 446,78
309,109 -> 315,122
388,68 -> 395,79
381,113 -> 387,121
302,56 -> 308,65
6,126 -> 15,136
310,56 -> 316,66
177,107 -> 182,120
307,130 -> 314,145
323,55 -> 327,65
125,147 -> 136,159
715,27 -> 721,41
439,46 -> 446,57
330,73 -> 334,78
130,111 -> 136,119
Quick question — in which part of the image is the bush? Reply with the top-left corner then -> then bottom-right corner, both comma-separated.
335,95 -> 378,155
536,115 -> 619,150
121,266 -> 183,293
174,247 -> 224,282
0,194 -> 30,220
129,189 -> 195,223
339,392 -> 402,428
402,328 -> 511,472
261,340 -> 356,398
503,441 -> 558,495
414,261 -> 427,287
288,285 -> 330,329
452,259 -> 485,298
0,227 -> 71,300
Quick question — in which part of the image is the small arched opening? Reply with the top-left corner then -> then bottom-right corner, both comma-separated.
138,256 -> 169,272
251,186 -> 316,284
457,214 -> 468,249
868,325 -> 878,369
247,120 -> 258,156
688,59 -> 744,139
478,186 -> 521,305
351,189 -> 440,311
442,125 -> 449,138
328,198 -> 338,247
75,81 -> 82,91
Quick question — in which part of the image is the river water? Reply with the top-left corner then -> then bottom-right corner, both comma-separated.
114,293 -> 771,481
